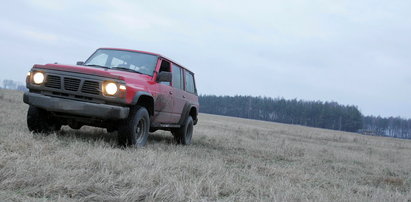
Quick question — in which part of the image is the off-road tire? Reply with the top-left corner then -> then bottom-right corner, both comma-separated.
172,116 -> 193,145
27,105 -> 61,134
118,106 -> 150,147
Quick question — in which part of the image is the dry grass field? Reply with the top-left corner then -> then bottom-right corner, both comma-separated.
0,89 -> 410,201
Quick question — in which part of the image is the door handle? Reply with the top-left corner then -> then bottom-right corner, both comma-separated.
182,95 -> 186,98
169,91 -> 173,95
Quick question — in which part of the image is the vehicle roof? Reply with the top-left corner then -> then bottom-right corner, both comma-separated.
99,47 -> 193,74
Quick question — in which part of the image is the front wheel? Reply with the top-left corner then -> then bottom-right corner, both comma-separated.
27,105 -> 61,134
118,106 -> 150,147
172,116 -> 194,145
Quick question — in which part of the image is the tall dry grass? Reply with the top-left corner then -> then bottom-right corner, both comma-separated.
0,89 -> 410,201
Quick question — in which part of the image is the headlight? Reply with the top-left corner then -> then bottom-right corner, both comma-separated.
104,82 -> 118,95
33,72 -> 45,84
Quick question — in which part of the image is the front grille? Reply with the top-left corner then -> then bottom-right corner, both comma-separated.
43,74 -> 101,96
64,77 -> 81,91
81,80 -> 100,95
45,75 -> 61,89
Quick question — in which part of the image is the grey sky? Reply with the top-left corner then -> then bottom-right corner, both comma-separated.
1,0 -> 410,118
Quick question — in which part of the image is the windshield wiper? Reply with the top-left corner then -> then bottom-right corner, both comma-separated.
111,66 -> 142,74
85,64 -> 109,69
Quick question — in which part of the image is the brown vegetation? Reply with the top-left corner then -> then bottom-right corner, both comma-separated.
0,89 -> 410,201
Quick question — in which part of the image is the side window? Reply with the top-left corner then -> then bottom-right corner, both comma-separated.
172,64 -> 183,90
159,60 -> 171,86
159,60 -> 170,72
184,70 -> 196,94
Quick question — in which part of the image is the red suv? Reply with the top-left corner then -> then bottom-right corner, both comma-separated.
23,48 -> 199,147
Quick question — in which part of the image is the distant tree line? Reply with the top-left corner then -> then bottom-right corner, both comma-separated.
199,95 -> 363,132
362,116 -> 411,139
199,95 -> 410,139
1,79 -> 27,91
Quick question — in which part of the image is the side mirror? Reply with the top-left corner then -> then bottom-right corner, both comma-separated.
157,71 -> 172,83
76,61 -> 84,65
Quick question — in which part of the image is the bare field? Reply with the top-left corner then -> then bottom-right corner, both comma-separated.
0,89 -> 410,201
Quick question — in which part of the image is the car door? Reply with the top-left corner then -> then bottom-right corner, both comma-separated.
153,59 -> 174,123
170,63 -> 186,123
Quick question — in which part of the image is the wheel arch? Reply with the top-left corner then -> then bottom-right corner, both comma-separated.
132,91 -> 154,116
189,106 -> 198,125
178,103 -> 198,126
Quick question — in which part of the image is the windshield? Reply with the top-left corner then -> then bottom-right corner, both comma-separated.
84,49 -> 158,76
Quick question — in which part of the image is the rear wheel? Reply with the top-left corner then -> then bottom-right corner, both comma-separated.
27,105 -> 61,134
172,116 -> 193,145
118,106 -> 150,147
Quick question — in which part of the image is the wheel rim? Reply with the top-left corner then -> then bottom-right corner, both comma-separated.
135,119 -> 146,143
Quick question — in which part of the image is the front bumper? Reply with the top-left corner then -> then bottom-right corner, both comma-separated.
23,92 -> 129,119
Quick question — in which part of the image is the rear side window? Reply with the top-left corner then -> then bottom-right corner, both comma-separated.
184,71 -> 196,94
172,64 -> 183,90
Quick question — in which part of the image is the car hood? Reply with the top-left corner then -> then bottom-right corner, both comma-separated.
33,63 -> 153,81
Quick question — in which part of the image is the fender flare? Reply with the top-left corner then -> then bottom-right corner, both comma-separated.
131,91 -> 153,105
178,103 -> 198,126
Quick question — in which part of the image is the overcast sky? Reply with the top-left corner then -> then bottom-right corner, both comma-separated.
1,0 -> 410,118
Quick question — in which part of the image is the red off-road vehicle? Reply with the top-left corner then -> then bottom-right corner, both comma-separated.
23,48 -> 199,147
